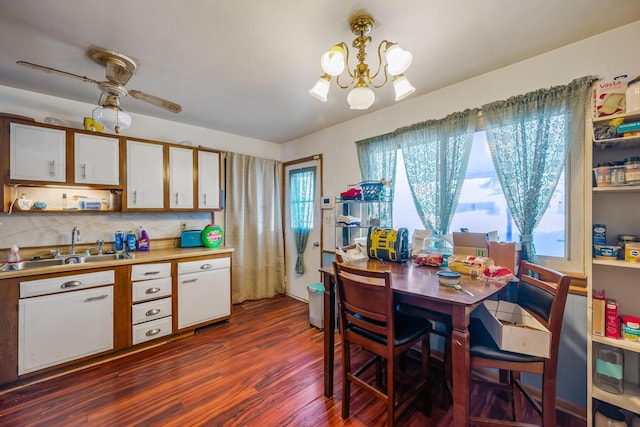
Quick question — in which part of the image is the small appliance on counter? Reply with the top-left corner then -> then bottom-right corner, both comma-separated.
180,230 -> 204,247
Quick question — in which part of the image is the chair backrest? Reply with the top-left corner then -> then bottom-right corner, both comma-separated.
333,261 -> 395,351
516,261 -> 571,354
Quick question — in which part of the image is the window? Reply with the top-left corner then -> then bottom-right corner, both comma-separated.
394,131 -> 567,258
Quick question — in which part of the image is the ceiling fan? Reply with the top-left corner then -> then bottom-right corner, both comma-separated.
17,47 -> 182,132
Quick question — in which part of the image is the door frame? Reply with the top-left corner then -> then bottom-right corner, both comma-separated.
282,154 -> 324,298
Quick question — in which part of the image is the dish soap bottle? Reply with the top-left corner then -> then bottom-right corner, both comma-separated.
137,226 -> 150,251
8,245 -> 21,266
126,229 -> 137,253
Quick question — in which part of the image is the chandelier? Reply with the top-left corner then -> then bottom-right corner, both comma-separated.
92,94 -> 132,134
309,13 -> 415,110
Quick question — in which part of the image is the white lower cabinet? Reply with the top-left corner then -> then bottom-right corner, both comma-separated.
131,263 -> 172,345
18,271 -> 115,375
177,257 -> 231,329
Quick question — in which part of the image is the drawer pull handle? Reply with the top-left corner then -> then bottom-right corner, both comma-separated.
146,308 -> 161,316
84,295 -> 108,303
61,280 -> 82,288
183,278 -> 198,284
145,287 -> 161,294
145,328 -> 161,337
200,264 -> 213,270
144,271 -> 161,276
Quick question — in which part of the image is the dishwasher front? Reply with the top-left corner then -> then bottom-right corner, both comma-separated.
177,256 -> 231,329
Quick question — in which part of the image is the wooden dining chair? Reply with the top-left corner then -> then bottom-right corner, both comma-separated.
333,261 -> 433,427
468,261 -> 571,427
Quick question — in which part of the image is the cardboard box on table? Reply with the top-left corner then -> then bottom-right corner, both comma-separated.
488,241 -> 522,275
474,300 -> 551,358
452,231 -> 498,257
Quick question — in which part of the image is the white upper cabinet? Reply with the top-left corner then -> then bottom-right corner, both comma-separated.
126,140 -> 164,209
197,150 -> 221,210
74,133 -> 120,186
169,146 -> 194,209
10,123 -> 66,182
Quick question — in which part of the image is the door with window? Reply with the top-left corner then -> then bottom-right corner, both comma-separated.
284,156 -> 322,301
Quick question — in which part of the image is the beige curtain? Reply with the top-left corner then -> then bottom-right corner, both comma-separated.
225,152 -> 285,303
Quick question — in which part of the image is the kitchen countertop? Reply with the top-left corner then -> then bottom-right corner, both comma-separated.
0,247 -> 234,280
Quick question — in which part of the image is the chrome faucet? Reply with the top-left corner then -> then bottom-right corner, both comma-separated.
96,239 -> 105,255
71,227 -> 81,254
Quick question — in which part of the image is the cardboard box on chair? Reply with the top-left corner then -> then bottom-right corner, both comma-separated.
474,300 -> 551,358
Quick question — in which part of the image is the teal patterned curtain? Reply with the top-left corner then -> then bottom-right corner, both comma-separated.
355,132 -> 397,227
482,76 -> 593,261
398,109 -> 478,235
289,166 -> 317,274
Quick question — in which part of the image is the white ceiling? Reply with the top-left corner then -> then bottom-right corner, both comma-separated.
0,1 -> 639,143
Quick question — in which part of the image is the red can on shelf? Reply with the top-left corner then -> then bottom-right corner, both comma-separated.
605,299 -> 620,339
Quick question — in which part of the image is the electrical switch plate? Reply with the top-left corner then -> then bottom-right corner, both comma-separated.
321,196 -> 334,210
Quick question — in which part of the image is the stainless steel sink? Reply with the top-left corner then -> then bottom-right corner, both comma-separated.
81,253 -> 133,263
0,258 -> 65,271
0,253 -> 133,272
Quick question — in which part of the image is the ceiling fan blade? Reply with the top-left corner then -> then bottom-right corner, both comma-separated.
129,90 -> 182,113
105,60 -> 134,86
16,61 -> 99,84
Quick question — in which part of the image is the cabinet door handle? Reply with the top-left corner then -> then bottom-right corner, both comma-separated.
50,160 -> 55,177
145,328 -> 161,337
145,308 -> 161,317
144,271 -> 161,276
84,295 -> 109,303
175,192 -> 179,205
81,163 -> 86,179
145,287 -> 161,294
61,280 -> 81,288
203,193 -> 207,205
133,190 -> 137,205
182,278 -> 198,284
200,264 -> 213,270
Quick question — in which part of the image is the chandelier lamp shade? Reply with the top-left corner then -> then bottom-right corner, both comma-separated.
309,14 -> 415,109
92,95 -> 132,134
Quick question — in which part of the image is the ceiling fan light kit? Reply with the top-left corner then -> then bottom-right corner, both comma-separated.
17,47 -> 182,134
309,13 -> 415,109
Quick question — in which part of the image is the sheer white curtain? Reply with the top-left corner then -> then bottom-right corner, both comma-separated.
225,152 -> 285,303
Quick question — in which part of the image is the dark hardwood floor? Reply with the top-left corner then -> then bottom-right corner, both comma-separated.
0,295 -> 586,426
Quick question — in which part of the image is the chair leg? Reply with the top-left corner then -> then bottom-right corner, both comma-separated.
387,355 -> 395,427
422,336 -> 431,416
511,370 -> 523,422
542,374 -> 557,427
342,340 -> 351,419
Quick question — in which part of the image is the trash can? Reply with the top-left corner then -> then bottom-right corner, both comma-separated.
306,282 -> 325,330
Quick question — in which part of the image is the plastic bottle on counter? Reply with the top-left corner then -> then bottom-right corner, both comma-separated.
137,226 -> 150,251
8,245 -> 21,265
126,229 -> 137,252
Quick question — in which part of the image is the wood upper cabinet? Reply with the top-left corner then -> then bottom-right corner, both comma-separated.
73,133 -> 120,186
197,150 -> 221,210
10,122 -> 66,183
168,146 -> 195,209
125,140 -> 165,209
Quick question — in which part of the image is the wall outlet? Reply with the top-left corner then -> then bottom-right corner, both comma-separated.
180,222 -> 187,231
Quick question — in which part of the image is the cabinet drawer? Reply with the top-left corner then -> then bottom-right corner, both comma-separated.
132,316 -> 172,345
20,270 -> 115,298
178,257 -> 230,274
132,297 -> 172,325
131,263 -> 171,281
132,277 -> 172,302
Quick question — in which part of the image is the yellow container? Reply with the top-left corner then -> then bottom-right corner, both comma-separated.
625,242 -> 640,263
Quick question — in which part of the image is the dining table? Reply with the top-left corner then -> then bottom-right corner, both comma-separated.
320,258 -> 511,427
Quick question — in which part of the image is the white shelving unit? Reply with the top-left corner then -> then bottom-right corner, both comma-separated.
587,110 -> 640,423
334,198 -> 392,248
